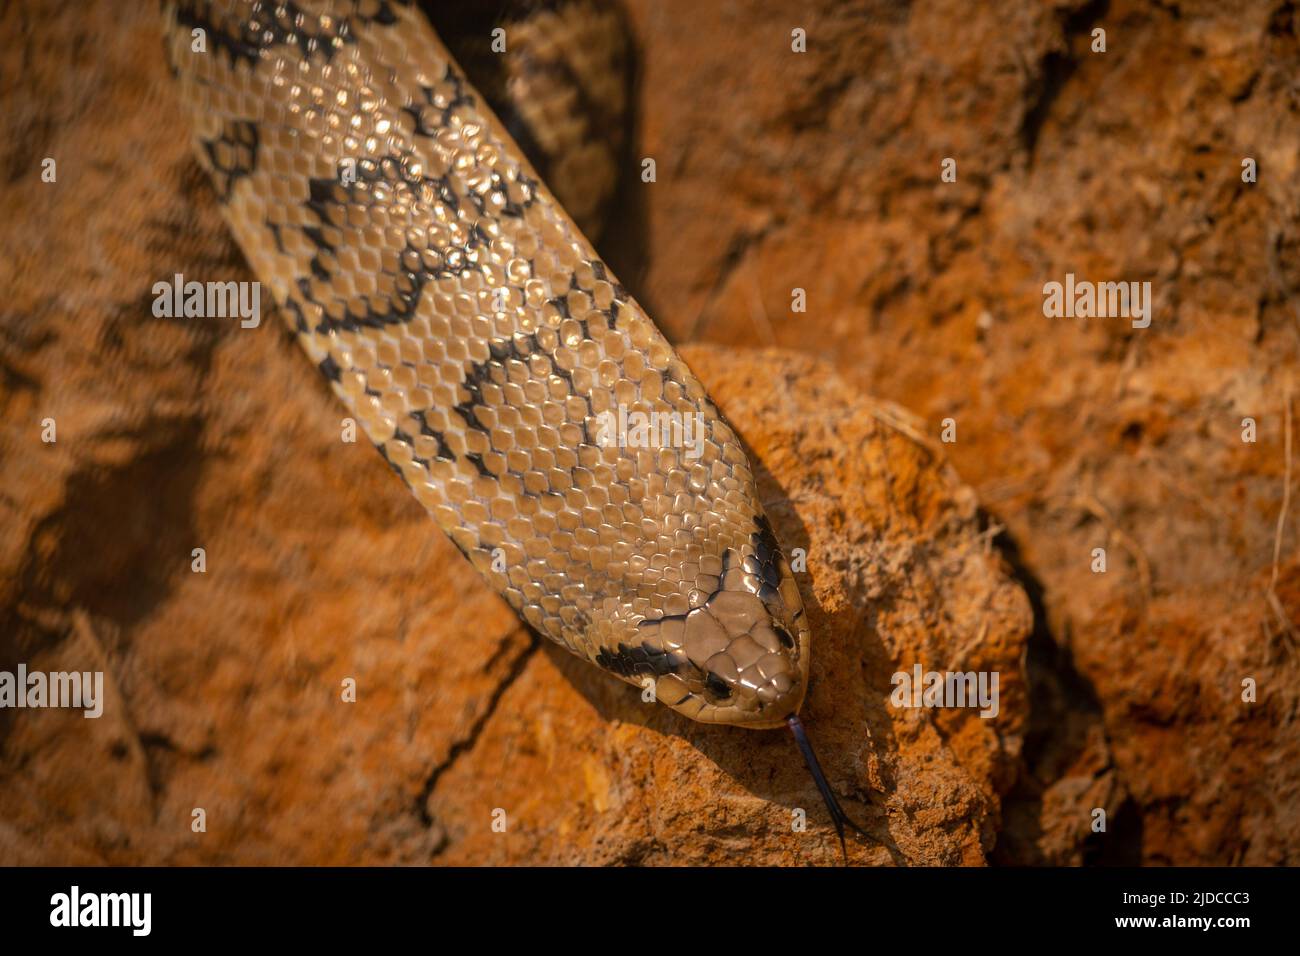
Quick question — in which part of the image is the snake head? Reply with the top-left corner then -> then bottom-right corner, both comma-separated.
624,520 -> 811,728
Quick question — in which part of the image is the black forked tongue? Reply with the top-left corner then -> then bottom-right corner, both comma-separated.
786,713 -> 870,863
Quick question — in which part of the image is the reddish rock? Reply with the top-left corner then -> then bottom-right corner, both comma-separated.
618,0 -> 1300,865
2,0 -> 1296,866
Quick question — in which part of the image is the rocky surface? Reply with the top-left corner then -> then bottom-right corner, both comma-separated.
613,0 -> 1300,865
0,227 -> 1032,864
1,0 -> 1297,864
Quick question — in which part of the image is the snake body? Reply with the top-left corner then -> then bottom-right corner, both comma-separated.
162,0 -> 811,728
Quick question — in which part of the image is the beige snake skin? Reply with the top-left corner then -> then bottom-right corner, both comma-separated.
161,0 -> 811,729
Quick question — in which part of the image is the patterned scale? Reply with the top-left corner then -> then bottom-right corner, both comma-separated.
428,0 -> 630,239
162,0 -> 810,727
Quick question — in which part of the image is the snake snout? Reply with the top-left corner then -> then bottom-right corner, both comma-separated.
685,589 -> 806,722
628,533 -> 811,726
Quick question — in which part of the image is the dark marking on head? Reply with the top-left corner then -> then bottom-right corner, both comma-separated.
752,514 -> 784,589
638,610 -> 689,627
596,642 -> 684,680
705,673 -> 732,699
318,355 -> 341,382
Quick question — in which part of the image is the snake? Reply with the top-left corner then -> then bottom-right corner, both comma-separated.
161,0 -> 867,852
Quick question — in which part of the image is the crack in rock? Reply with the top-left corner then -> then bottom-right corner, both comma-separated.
414,630 -> 540,830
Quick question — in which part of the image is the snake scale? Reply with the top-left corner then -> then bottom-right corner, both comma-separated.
162,0 -> 866,847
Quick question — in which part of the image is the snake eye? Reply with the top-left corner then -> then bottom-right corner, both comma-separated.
705,673 -> 732,699
774,626 -> 795,649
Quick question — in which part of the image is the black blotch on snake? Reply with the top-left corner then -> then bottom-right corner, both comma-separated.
596,642 -> 684,680
200,119 -> 259,201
